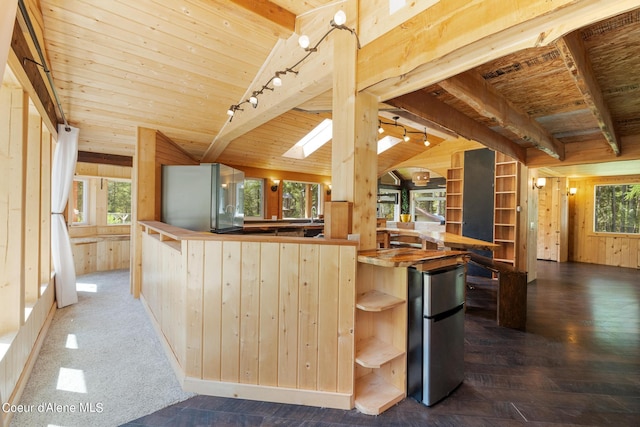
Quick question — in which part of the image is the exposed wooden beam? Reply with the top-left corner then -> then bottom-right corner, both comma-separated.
202,4 -> 344,163
358,0 -> 639,101
526,135 -> 640,168
229,0 -> 296,37
10,17 -> 57,133
387,91 -> 527,164
438,71 -> 565,160
77,151 -> 133,167
556,31 -> 621,156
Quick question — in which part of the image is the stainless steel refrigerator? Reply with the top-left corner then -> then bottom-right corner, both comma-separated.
161,163 -> 244,232
407,264 -> 465,406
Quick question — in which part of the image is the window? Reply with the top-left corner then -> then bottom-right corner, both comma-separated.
244,178 -> 264,219
377,189 -> 400,221
71,179 -> 88,224
282,181 -> 320,219
411,189 -> 446,223
594,184 -> 640,234
107,180 -> 132,224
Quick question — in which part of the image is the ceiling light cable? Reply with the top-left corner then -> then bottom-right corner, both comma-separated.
225,10 -> 360,122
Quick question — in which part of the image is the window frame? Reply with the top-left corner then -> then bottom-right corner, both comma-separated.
376,188 -> 400,222
243,177 -> 264,220
282,180 -> 322,219
410,188 -> 446,223
70,178 -> 89,226
593,182 -> 640,235
106,178 -> 132,225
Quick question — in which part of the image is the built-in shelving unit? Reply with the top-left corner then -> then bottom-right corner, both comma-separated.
354,264 -> 407,415
445,154 -> 464,235
494,152 -> 518,265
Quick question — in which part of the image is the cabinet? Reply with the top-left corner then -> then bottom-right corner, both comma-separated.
493,152 -> 518,265
354,263 -> 407,415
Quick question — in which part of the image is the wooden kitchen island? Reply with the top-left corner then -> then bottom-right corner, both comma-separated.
138,221 -> 468,414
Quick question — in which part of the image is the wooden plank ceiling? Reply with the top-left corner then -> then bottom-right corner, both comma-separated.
32,1 -> 640,178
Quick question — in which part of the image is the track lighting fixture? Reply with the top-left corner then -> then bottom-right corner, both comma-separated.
225,10 -> 360,121
377,116 -> 429,144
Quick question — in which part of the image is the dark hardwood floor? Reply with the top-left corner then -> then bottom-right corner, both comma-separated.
123,261 -> 640,426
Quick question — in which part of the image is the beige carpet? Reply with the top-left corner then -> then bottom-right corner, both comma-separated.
10,269 -> 194,427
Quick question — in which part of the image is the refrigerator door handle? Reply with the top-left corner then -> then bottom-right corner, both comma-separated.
425,303 -> 464,323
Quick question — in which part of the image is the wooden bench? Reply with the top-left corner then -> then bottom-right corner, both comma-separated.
467,253 -> 527,330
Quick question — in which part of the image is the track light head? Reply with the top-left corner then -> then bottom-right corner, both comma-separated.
331,10 -> 347,27
298,34 -> 310,49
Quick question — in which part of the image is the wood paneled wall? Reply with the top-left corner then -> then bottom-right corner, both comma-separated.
569,175 -> 640,268
537,177 -> 569,262
140,230 -> 356,409
71,236 -> 131,275
131,127 -> 198,297
1,72 -> 55,427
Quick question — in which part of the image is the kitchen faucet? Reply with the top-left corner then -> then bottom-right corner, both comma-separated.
311,206 -> 317,222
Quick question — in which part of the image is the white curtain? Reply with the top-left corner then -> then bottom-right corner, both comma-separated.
52,124 -> 79,308
0,0 -> 18,74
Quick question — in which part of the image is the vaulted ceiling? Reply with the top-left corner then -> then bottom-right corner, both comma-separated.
13,1 -> 640,178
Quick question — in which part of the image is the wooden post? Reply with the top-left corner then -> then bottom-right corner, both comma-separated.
40,126 -> 52,286
0,86 -> 26,332
131,127 -> 158,297
24,108 -> 42,302
332,18 -> 378,250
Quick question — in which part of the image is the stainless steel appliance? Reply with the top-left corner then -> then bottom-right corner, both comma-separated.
407,264 -> 465,406
161,163 -> 244,232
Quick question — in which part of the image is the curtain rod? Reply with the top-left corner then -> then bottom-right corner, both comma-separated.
17,0 -> 70,131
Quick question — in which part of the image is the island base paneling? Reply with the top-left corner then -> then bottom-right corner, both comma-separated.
139,222 -> 357,410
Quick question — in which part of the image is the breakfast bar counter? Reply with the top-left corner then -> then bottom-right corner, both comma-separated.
138,221 -> 471,415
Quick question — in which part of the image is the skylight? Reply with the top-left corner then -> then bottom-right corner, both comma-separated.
283,120 -> 402,158
377,135 -> 402,154
283,119 -> 333,159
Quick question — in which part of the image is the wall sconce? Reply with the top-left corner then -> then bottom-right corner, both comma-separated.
326,184 -> 332,196
271,179 -> 280,192
568,187 -> 577,196
532,177 -> 546,190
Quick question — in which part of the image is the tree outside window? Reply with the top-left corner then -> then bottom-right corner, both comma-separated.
282,181 -> 320,219
244,178 -> 263,219
594,184 -> 640,234
107,180 -> 132,224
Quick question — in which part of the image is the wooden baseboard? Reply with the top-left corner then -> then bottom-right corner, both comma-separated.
184,377 -> 354,410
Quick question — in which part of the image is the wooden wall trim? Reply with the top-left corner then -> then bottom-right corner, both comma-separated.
77,151 -> 133,167
10,18 -> 57,133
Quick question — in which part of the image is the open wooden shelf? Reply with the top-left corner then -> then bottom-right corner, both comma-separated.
446,165 -> 464,236
355,337 -> 404,368
494,152 -> 518,265
354,372 -> 405,416
356,290 -> 404,312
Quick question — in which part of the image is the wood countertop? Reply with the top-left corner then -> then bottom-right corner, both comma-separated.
243,221 -> 324,231
358,248 -> 469,269
378,228 -> 500,251
138,221 -> 354,246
